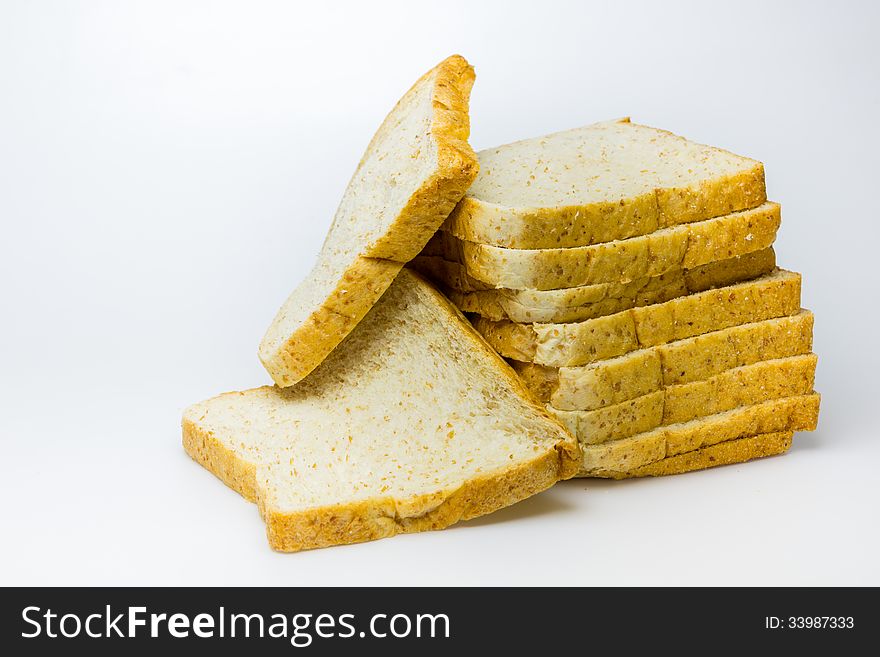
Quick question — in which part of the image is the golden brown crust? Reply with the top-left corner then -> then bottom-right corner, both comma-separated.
413,248 -> 777,333
445,191 -> 663,249
182,415 -> 259,503
550,353 -> 816,447
578,393 -> 820,475
656,162 -> 767,226
595,431 -> 794,479
475,269 -> 802,368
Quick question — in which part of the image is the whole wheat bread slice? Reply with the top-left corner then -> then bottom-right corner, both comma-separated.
591,431 -> 795,479
259,55 -> 479,386
184,270 -> 580,552
475,269 -> 801,367
578,393 -> 820,475
515,310 -> 814,410
426,202 -> 780,290
412,248 -> 775,323
443,118 -> 766,249
549,354 -> 817,444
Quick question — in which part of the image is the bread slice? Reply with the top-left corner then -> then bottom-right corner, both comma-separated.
475,269 -> 801,367
184,270 -> 580,552
259,55 -> 479,386
412,248 -> 775,323
549,354 -> 817,444
516,310 -> 814,410
578,393 -> 820,475
592,431 -> 795,479
423,203 -> 781,290
425,202 -> 779,290
443,118 -> 766,249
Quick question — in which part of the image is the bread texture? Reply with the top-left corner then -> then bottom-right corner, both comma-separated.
259,55 -> 479,386
426,202 -> 779,290
443,118 -> 766,249
549,354 -> 817,444
184,270 -> 580,552
475,269 -> 801,367
593,431 -> 795,479
579,393 -> 819,475
412,248 -> 775,323
515,310 -> 814,410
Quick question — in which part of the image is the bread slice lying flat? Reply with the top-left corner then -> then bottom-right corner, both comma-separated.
412,248 -> 775,323
426,202 -> 780,290
475,269 -> 801,367
594,431 -> 796,479
443,117 -> 766,249
259,55 -> 479,386
184,270 -> 580,552
549,354 -> 817,444
579,393 -> 820,476
515,310 -> 814,410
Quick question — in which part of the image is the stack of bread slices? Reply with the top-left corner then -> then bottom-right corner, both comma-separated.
412,118 -> 820,479
183,56 -> 820,552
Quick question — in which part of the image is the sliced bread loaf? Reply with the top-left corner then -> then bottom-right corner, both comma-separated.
549,354 -> 817,444
443,118 -> 766,249
426,202 -> 779,290
413,248 -> 775,323
593,431 -> 795,479
259,55 -> 479,386
515,310 -> 814,410
184,270 -> 580,552
475,269 -> 802,367
579,393 -> 820,475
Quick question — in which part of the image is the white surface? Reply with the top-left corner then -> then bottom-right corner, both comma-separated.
1,0 -> 878,586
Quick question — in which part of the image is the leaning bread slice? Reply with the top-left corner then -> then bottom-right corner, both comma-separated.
184,270 -> 580,552
413,248 -> 775,323
426,202 -> 779,290
593,431 -> 795,479
549,354 -> 817,444
579,393 -> 820,475
443,118 -> 766,249
259,55 -> 478,386
475,269 -> 801,367
516,310 -> 814,410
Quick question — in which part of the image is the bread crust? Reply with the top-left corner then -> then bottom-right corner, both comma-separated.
550,354 -> 816,444
516,311 -> 814,410
592,431 -> 794,479
424,248 -> 776,323
259,55 -> 479,387
475,269 -> 802,367
578,393 -> 820,475
429,202 -> 781,290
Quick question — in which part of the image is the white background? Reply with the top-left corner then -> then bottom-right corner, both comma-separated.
1,0 -> 878,586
